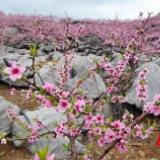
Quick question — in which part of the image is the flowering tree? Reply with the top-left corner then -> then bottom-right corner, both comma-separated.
0,12 -> 160,160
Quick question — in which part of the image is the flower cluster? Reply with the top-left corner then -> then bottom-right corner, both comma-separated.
136,68 -> 149,103
144,94 -> 160,116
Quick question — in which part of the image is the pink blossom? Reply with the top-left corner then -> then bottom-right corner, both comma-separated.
98,138 -> 105,147
4,61 -> 26,81
42,82 -> 54,92
58,99 -> 71,111
35,121 -> 42,129
84,155 -> 93,160
42,99 -> 53,109
111,120 -> 125,131
28,136 -> 37,143
85,113 -> 94,124
70,129 -> 78,136
10,88 -> 16,95
104,129 -> 115,143
95,114 -> 104,124
116,140 -> 128,153
140,133 -> 149,139
74,100 -> 85,113
26,90 -> 32,99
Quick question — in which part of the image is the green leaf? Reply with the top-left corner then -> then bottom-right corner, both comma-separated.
0,67 -> 8,74
34,146 -> 49,160
137,29 -> 141,34
96,151 -> 101,155
106,97 -> 110,103
152,120 -> 156,128
0,151 -> 5,157
54,122 -> 58,127
44,134 -> 49,139
85,104 -> 91,113
6,137 -> 12,141
108,30 -> 112,35
16,133 -> 21,138
32,115 -> 38,121
120,54 -> 124,60
29,43 -> 37,57
33,22 -> 39,26
62,142 -> 70,151
34,65 -> 39,73
77,90 -> 83,95
71,96 -> 75,107
108,117 -> 112,123
88,142 -> 93,148
93,59 -> 98,63
146,117 -> 150,126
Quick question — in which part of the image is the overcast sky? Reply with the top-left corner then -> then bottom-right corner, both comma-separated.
0,0 -> 159,20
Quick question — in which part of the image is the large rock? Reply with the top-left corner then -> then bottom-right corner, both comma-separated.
87,35 -> 103,46
127,62 -> 160,109
67,55 -> 105,98
12,107 -> 85,158
0,96 -> 20,134
17,41 -> 34,49
43,44 -> 54,53
34,65 -> 60,86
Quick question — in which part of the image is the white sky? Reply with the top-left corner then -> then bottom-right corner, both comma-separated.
0,0 -> 159,20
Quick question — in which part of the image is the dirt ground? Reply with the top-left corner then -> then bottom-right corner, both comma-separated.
0,82 -> 160,160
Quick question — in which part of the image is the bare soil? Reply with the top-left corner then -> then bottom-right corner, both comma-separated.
0,82 -> 160,160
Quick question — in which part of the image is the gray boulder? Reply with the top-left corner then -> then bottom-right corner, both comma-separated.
34,65 -> 60,86
0,96 -> 20,134
17,41 -> 34,49
36,50 -> 46,57
51,52 -> 65,63
12,107 -> 85,158
110,52 -> 122,66
127,62 -> 160,109
152,57 -> 160,67
43,44 -> 54,53
35,56 -> 46,65
87,35 -> 103,46
67,55 -> 105,98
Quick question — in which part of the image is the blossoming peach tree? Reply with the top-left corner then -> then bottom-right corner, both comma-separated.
0,12 -> 160,160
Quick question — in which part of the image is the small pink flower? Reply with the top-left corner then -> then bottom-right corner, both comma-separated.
58,99 -> 71,111
111,120 -> 125,131
95,114 -> 104,124
4,61 -> 26,81
85,113 -> 94,124
28,136 -> 37,143
98,138 -> 105,147
74,100 -> 85,113
70,129 -> 78,136
10,88 -> 16,95
42,82 -> 54,92
116,139 -> 128,153
35,121 -> 42,129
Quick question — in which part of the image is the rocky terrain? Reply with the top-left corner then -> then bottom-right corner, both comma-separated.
0,11 -> 160,160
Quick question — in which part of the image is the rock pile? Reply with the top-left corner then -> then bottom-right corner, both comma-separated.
0,34 -> 160,157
